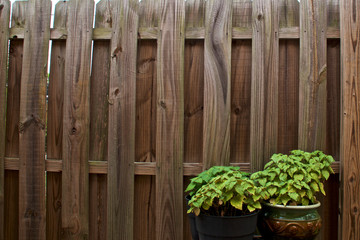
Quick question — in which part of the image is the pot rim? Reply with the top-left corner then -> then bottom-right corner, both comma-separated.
197,209 -> 259,219
263,201 -> 321,210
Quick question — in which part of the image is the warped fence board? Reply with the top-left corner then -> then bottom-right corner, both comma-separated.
203,0 -> 232,169
0,0 -> 352,239
0,1 -> 10,238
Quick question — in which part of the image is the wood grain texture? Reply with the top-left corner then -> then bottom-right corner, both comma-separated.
61,0 -> 93,238
203,0 -> 232,169
0,1 -> 10,238
231,0 -> 252,164
4,2 -> 26,239
340,1 -> 360,239
46,2 -> 67,239
184,0 -> 204,164
18,0 -> 50,238
89,1 -> 111,239
107,0 -> 138,239
231,40 -> 252,163
251,0 -> 279,171
156,0 -> 184,239
277,0 -> 299,154
298,0 -> 327,152
135,0 -> 157,239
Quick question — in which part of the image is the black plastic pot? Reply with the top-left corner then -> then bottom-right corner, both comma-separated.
185,195 -> 199,240
195,211 -> 259,240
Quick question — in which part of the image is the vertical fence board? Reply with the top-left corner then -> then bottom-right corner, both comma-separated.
340,1 -> 360,239
184,0 -> 204,164
46,2 -> 68,239
298,0 -> 327,152
156,0 -> 184,239
278,0 -> 299,154
231,0 -> 252,163
0,1 -> 10,238
18,0 -> 50,238
203,0 -> 232,169
107,0 -> 138,239
4,2 -> 27,239
62,0 -> 93,238
251,0 -> 279,171
89,1 -> 111,239
322,1 -> 340,239
135,0 -> 157,239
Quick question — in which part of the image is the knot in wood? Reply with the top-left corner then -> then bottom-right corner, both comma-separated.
0,4 -> 4,11
159,100 -> 166,109
19,114 -> 46,133
257,14 -> 263,21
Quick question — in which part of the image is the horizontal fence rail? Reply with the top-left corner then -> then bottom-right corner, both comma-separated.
0,0 -> 358,239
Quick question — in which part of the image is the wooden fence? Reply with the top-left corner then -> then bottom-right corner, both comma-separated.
0,0 -> 359,239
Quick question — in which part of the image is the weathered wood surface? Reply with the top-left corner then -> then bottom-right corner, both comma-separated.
18,0 -> 50,238
203,0 -> 232,169
156,0 -> 184,239
46,2 -> 67,239
107,0 -> 138,239
4,2 -> 26,239
0,1 -> 10,238
61,0 -> 93,238
251,0 -> 279,171
340,0 -> 360,239
135,0 -> 157,239
184,0 -> 204,164
298,0 -> 327,152
231,0 -> 252,164
277,0 -> 299,154
89,1 -> 111,239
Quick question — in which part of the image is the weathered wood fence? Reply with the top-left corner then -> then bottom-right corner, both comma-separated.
0,0 -> 359,239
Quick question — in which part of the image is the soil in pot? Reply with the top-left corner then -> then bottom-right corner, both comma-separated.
195,210 -> 259,240
258,202 -> 322,240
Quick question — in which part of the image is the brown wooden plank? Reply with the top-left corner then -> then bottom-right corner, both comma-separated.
89,1 -> 111,239
231,0 -> 252,164
277,0 -> 299,154
340,1 -> 360,239
4,2 -> 27,239
135,0 -> 158,239
18,0 -> 51,238
298,0 -> 327,152
106,0 -> 138,239
61,0 -> 94,238
156,0 -> 185,239
184,0 -> 204,164
0,1 -> 10,238
46,2 -> 68,239
251,0 -> 279,171
203,0 -> 232,169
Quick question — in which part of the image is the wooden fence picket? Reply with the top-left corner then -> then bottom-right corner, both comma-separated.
61,0 -> 94,238
156,0 -> 185,239
46,2 -> 68,239
0,1 -> 10,239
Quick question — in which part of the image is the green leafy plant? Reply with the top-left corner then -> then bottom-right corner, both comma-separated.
185,166 -> 246,197
187,170 -> 269,216
251,150 -> 335,206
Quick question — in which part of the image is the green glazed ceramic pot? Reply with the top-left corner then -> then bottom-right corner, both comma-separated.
258,202 -> 322,240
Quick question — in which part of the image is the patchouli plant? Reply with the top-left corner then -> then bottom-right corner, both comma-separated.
251,150 -> 335,206
187,170 -> 269,216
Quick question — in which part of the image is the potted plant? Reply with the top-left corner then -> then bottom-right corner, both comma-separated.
186,169 -> 269,239
251,150 -> 335,240
185,166 -> 243,240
